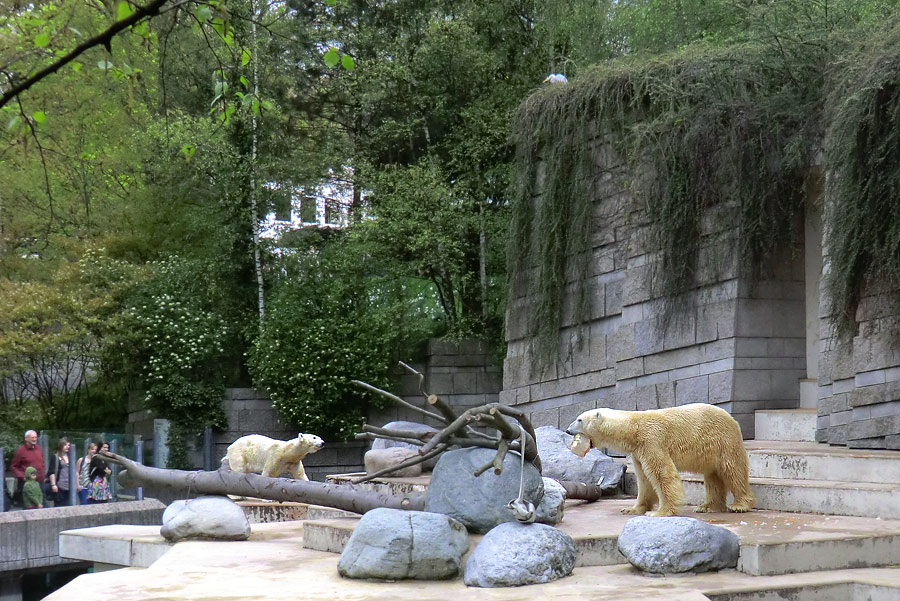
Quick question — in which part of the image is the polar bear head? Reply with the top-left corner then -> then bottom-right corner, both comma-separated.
565,409 -> 604,438
297,432 -> 325,452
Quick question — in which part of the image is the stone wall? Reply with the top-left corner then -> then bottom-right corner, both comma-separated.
817,288 -> 900,448
502,138 -> 808,439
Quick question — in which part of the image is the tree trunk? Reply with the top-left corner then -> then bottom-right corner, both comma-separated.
102,452 -> 424,514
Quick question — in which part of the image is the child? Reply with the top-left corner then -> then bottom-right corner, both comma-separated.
23,466 -> 43,509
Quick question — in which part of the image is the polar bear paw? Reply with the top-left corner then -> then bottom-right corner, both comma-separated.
621,505 -> 650,515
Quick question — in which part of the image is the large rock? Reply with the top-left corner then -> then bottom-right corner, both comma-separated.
464,522 -> 576,587
364,447 -> 423,477
424,447 -> 544,533
535,426 -> 626,491
160,496 -> 251,542
535,477 -> 566,525
372,421 -> 440,470
617,516 -> 740,574
337,508 -> 468,580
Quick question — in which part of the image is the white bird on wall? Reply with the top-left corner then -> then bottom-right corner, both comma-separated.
543,73 -> 568,84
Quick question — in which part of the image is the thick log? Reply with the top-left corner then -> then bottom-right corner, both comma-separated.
99,451 -> 425,513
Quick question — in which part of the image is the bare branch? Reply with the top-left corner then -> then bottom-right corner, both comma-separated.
350,444 -> 448,484
351,379 -> 446,424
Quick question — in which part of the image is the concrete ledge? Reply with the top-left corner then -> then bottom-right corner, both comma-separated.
58,525 -> 171,568
0,500 -> 165,574
755,409 -> 817,442
746,441 -> 900,484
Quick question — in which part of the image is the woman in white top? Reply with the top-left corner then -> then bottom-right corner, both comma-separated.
75,442 -> 98,505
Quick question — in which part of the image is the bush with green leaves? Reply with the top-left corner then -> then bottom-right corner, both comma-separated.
248,239 -> 412,441
103,258 -> 233,467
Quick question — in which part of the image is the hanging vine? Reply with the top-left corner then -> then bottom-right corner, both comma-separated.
510,43 -> 821,368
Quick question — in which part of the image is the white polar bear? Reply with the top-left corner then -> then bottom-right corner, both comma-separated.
224,433 -> 324,481
566,403 -> 754,517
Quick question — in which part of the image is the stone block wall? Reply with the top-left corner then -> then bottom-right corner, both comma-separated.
817,286 -> 900,448
366,338 -> 502,429
502,138 -> 807,438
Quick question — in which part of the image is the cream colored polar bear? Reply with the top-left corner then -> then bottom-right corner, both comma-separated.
225,433 -> 324,481
566,403 -> 754,517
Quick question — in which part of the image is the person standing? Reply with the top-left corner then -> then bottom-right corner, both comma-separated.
47,438 -> 72,507
22,466 -> 43,509
87,442 -> 112,504
75,442 -> 98,505
10,430 -> 45,508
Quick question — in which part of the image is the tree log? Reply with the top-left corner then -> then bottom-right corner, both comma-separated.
99,451 -> 425,513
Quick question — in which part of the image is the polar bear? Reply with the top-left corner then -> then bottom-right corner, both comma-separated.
566,403 -> 754,517
224,433 -> 324,481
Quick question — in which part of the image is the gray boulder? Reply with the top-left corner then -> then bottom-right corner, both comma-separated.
424,447 -> 544,533
464,522 -> 576,587
160,496 -> 251,542
535,477 -> 566,525
617,516 -> 740,574
372,421 -> 440,470
337,508 -> 468,580
535,425 -> 625,491
364,447 -> 423,477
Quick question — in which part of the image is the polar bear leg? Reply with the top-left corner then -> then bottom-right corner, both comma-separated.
640,453 -> 683,517
288,462 -> 309,481
722,460 -> 754,512
262,456 -> 285,478
695,471 -> 728,513
621,459 -> 658,515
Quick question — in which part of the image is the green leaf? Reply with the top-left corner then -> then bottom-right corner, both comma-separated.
251,98 -> 260,116
194,5 -> 212,22
323,48 -> 340,68
262,100 -> 274,111
326,0 -> 337,5
71,61 -> 82,73
239,75 -> 249,89
341,54 -> 355,70
116,1 -> 134,20
241,49 -> 251,67
180,144 -> 196,161
34,32 -> 49,48
32,111 -> 46,124
97,60 -> 113,71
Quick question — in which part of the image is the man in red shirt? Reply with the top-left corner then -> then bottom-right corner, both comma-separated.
11,430 -> 45,507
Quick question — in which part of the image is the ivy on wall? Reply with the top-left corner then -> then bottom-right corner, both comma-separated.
510,44 -> 819,368
511,18 -> 900,368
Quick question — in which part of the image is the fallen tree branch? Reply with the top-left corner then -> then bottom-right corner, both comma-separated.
99,451 -> 425,513
351,379 -> 446,424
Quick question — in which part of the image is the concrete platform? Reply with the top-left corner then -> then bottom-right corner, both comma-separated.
47,501 -> 900,601
302,497 -> 900,576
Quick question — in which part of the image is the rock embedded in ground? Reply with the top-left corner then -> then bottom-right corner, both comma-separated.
535,425 -> 626,491
464,522 -> 576,587
160,496 -> 251,542
617,516 -> 740,574
371,421 -> 440,470
364,447 -> 423,477
337,507 -> 468,580
424,447 -> 544,533
535,477 -> 566,525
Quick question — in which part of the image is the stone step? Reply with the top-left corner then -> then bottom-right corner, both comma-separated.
745,440 -> 900,484
300,498 -> 900,576
754,408 -> 818,442
624,471 -> 900,520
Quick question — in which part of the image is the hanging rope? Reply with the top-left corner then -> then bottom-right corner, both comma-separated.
506,425 -> 536,523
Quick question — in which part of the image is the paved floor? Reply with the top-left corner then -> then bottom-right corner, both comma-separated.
47,498 -> 900,601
